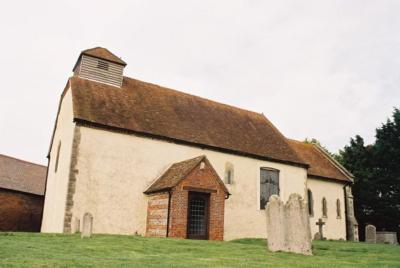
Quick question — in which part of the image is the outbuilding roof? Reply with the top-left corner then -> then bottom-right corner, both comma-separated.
68,76 -> 307,167
0,154 -> 47,195
144,155 -> 229,194
287,139 -> 353,183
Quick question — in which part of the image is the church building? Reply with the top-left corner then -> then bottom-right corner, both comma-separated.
41,47 -> 358,241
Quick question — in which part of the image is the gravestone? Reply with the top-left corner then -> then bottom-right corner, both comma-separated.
265,194 -> 312,255
313,232 -> 322,240
376,231 -> 398,245
284,194 -> 313,255
81,212 -> 93,238
315,218 -> 325,240
74,218 -> 80,233
265,195 -> 285,252
365,224 -> 376,243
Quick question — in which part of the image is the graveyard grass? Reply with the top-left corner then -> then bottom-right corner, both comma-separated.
1,233 -> 400,268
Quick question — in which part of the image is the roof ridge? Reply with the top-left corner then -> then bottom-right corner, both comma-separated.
172,155 -> 205,165
123,76 -> 265,117
0,154 -> 46,168
287,138 -> 314,146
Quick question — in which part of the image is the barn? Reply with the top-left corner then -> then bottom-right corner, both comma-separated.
0,154 -> 46,232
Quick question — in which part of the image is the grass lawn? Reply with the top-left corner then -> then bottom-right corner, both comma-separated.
0,233 -> 399,267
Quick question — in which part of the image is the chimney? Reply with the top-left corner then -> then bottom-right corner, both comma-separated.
73,47 -> 127,87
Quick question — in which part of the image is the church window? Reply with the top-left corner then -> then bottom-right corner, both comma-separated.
260,168 -> 279,209
336,199 -> 341,218
322,197 -> 328,218
224,162 -> 234,184
55,141 -> 61,173
307,189 -> 314,216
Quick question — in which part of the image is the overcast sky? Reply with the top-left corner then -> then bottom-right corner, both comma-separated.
1,1 -> 399,165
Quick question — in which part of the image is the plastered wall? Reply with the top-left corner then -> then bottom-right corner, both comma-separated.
41,88 -> 75,233
70,126 -> 308,240
307,178 -> 347,240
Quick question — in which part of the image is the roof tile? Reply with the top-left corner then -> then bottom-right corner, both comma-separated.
287,139 -> 352,182
0,154 -> 46,195
70,76 -> 307,167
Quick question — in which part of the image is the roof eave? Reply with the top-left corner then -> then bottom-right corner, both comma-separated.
308,174 -> 353,184
143,187 -> 172,195
313,143 -> 354,182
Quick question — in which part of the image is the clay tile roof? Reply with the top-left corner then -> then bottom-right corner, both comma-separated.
0,154 -> 47,195
69,76 -> 307,167
144,155 -> 206,194
81,47 -> 127,66
287,139 -> 353,183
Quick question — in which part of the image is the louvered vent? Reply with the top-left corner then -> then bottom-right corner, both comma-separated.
97,60 -> 109,71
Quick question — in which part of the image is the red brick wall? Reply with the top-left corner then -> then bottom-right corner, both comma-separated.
146,192 -> 169,237
0,189 -> 44,232
167,189 -> 188,238
168,161 -> 226,241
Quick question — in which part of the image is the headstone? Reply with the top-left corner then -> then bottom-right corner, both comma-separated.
81,212 -> 93,238
315,218 -> 325,240
265,195 -> 285,252
74,218 -> 80,233
314,232 -> 322,240
265,194 -> 312,255
365,224 -> 376,243
376,231 -> 398,245
284,194 -> 313,255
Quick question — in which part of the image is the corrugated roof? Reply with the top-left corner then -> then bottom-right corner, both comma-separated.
69,76 -> 307,167
0,154 -> 47,195
287,139 -> 353,183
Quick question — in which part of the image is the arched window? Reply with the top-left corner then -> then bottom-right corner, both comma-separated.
55,141 -> 61,173
307,189 -> 314,216
336,199 -> 341,218
224,162 -> 234,184
322,197 -> 328,218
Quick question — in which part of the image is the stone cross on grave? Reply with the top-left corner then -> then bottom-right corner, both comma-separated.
316,218 -> 325,240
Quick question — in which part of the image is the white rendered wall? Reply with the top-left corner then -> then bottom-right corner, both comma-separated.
307,178 -> 347,240
71,126 -> 308,240
41,88 -> 75,233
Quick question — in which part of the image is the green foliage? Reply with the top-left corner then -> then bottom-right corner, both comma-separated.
1,233 -> 400,267
337,108 -> 400,239
303,138 -> 336,158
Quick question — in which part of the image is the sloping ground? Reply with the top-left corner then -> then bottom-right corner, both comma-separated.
0,233 -> 399,268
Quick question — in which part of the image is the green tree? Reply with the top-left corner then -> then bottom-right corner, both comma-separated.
338,108 -> 400,240
372,108 -> 400,233
303,138 -> 335,158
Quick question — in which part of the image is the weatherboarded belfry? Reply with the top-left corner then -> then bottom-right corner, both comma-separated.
73,47 -> 126,87
41,47 -> 358,241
